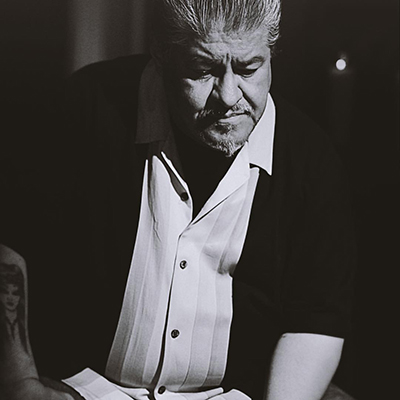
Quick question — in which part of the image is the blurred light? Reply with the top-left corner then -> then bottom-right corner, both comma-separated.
336,58 -> 347,71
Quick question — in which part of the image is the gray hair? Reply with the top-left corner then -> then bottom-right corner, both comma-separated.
151,0 -> 281,55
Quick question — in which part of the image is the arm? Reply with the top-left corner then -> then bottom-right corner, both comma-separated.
0,244 -> 73,400
264,333 -> 343,400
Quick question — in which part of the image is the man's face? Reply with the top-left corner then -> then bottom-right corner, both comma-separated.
163,26 -> 272,157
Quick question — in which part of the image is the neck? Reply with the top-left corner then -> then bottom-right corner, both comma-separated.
174,128 -> 236,216
5,309 -> 17,324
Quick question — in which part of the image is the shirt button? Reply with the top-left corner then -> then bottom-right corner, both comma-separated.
171,329 -> 180,339
180,192 -> 189,201
158,386 -> 166,394
179,260 -> 187,269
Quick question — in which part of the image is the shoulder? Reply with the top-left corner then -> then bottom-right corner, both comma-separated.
271,93 -> 342,182
62,54 -> 151,139
65,54 -> 151,106
272,93 -> 332,155
69,53 -> 151,86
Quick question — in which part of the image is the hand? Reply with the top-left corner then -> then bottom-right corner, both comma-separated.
0,244 -> 75,400
1,377 -> 74,400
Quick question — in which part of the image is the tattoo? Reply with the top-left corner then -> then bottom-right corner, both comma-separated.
0,262 -> 28,352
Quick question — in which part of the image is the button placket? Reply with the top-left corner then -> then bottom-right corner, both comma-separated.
156,236 -> 198,387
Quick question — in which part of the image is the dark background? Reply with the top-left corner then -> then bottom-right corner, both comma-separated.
1,1 -> 398,399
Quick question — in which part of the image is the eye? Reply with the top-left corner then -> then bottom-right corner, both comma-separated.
236,68 -> 258,78
189,68 -> 213,80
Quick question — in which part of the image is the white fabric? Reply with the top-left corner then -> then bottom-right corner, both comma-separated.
63,368 -> 251,400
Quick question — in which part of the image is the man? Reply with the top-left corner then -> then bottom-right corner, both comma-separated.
0,0 -> 356,399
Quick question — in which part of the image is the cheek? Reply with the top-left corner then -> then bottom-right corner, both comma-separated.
243,79 -> 270,113
180,80 -> 213,113
250,66 -> 271,101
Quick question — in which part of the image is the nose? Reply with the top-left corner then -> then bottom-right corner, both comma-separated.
214,71 -> 242,109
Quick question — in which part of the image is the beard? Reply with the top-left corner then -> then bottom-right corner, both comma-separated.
198,122 -> 250,158
194,103 -> 257,157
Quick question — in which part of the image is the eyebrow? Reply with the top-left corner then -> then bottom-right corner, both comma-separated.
188,54 -> 215,65
188,54 -> 266,67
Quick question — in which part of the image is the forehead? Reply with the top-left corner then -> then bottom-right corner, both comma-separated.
180,27 -> 270,64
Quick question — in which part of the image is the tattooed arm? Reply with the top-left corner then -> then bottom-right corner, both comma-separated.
0,244 -> 73,400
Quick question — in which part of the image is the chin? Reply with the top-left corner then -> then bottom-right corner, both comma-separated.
200,126 -> 250,158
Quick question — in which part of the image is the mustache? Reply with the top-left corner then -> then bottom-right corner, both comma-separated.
197,104 -> 252,121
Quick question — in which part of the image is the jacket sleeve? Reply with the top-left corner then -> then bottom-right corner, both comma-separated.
281,132 -> 357,339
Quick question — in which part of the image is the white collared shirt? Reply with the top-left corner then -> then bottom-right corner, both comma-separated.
105,60 -> 276,399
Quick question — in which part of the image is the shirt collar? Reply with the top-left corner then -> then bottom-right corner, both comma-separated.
247,94 -> 275,175
136,59 -> 275,175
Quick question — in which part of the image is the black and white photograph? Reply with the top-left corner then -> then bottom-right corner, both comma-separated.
1,1 -> 398,399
